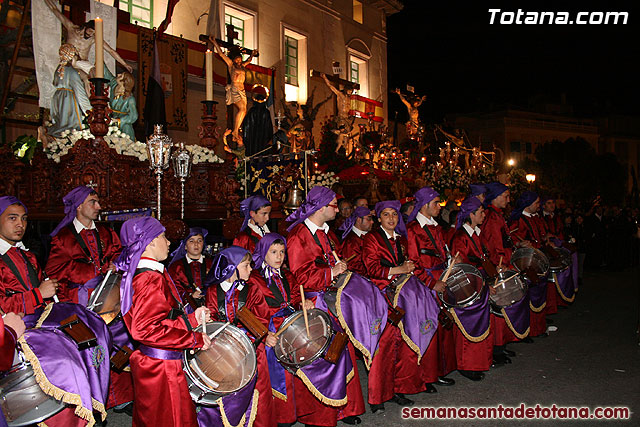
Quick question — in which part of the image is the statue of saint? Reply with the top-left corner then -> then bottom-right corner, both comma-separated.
210,36 -> 258,146
394,88 -> 426,139
321,73 -> 355,154
105,67 -> 138,141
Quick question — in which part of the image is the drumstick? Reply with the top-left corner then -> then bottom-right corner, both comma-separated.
300,284 -> 310,338
190,321 -> 230,354
344,253 -> 357,263
498,256 -> 503,270
332,250 -> 342,263
201,311 -> 207,336
274,312 -> 304,337
492,277 -> 510,288
441,252 -> 459,282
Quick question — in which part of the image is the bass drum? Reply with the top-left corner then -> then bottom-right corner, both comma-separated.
183,322 -> 257,406
438,263 -> 485,308
511,247 -> 550,277
274,309 -> 335,371
0,349 -> 66,426
490,270 -> 528,316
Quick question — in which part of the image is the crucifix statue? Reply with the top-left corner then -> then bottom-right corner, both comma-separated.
206,25 -> 258,148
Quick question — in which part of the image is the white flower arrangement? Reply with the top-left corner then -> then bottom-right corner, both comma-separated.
44,124 -> 224,164
308,171 -> 339,189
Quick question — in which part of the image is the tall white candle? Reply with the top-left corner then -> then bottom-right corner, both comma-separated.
95,17 -> 104,78
205,49 -> 213,101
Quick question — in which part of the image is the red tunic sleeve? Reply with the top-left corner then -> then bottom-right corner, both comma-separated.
286,224 -> 332,293
233,230 -> 260,253
361,232 -> 391,289
340,231 -> 367,275
480,207 -> 513,267
1,319 -> 18,371
123,270 -> 203,351
0,251 -> 45,315
406,221 -> 446,288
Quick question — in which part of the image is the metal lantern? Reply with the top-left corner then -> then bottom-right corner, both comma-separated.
147,124 -> 173,219
172,142 -> 192,219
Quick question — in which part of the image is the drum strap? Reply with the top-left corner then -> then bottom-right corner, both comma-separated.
521,216 -> 542,244
249,232 -> 260,246
422,224 -> 444,259
134,268 -> 192,331
466,232 -> 485,259
263,268 -> 290,307
216,283 -> 250,322
377,228 -> 405,266
1,250 -> 40,291
181,257 -> 207,290
306,224 -> 337,265
67,224 -> 105,268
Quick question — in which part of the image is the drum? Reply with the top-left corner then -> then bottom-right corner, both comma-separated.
490,270 -> 528,313
511,248 -> 550,277
183,322 -> 257,406
0,350 -> 65,426
438,263 -> 485,308
546,247 -> 571,273
86,271 -> 122,325
274,309 -> 335,371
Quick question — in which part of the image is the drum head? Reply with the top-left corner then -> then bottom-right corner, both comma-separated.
0,353 -> 65,426
183,322 -> 256,406
275,309 -> 333,369
490,270 -> 527,309
87,272 -> 122,325
549,247 -> 571,272
511,248 -> 550,277
440,263 -> 484,308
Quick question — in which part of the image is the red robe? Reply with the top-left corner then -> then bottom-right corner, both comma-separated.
123,269 -> 204,427
480,206 -> 517,346
361,229 -> 425,403
286,222 -> 365,425
248,269 -> 301,424
45,224 -> 121,304
339,230 -> 367,276
167,256 -> 213,306
233,229 -> 262,254
449,228 -> 494,371
0,247 -> 46,314
406,220 -> 457,379
542,212 -> 564,240
205,281 -> 275,427
1,318 -> 17,371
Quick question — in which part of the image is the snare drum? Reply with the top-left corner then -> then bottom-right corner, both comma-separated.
546,247 -> 571,273
0,349 -> 65,426
511,248 -> 550,277
274,309 -> 336,371
183,322 -> 257,406
439,263 -> 485,308
490,270 -> 528,313
86,271 -> 122,325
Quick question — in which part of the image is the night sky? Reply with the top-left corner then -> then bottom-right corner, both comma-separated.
387,1 -> 640,122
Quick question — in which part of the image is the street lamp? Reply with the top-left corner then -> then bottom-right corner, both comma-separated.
507,158 -> 516,167
526,173 -> 536,184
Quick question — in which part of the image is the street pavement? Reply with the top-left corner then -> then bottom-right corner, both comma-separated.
104,267 -> 639,426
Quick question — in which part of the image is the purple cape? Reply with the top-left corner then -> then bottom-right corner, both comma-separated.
286,186 -> 336,232
407,187 -> 439,223
240,195 -> 271,232
50,185 -> 94,237
114,217 -> 165,316
528,276 -> 548,311
551,268 -> 575,303
451,288 -> 491,340
338,206 -> 371,240
484,182 -> 508,206
169,227 -> 209,266
374,200 -> 407,237
500,295 -> 531,338
0,196 -> 27,216
509,191 -> 539,222
196,375 -> 258,427
393,275 -> 439,363
456,197 -> 482,229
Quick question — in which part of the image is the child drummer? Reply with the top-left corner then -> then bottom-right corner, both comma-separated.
116,217 -> 212,427
203,246 -> 275,427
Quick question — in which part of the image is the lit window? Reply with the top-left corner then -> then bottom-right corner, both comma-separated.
285,35 -> 298,86
350,60 -> 359,85
353,0 -> 363,24
119,0 -> 153,28
224,13 -> 244,47
221,4 -> 256,53
348,54 -> 368,97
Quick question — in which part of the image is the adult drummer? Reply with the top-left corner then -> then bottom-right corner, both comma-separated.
115,217 -> 211,427
167,227 -> 213,311
285,186 -> 365,426
339,206 -> 374,275
233,195 -> 272,253
541,196 -> 564,240
203,246 -> 274,427
449,197 -> 494,381
405,187 -> 456,392
248,233 -> 307,427
362,200 -> 420,412
0,196 -> 58,315
46,186 -> 121,305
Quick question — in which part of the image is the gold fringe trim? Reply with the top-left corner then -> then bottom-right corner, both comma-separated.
448,308 -> 491,342
272,387 -> 287,402
392,275 -> 424,364
529,300 -> 546,313
216,388 -> 259,427
295,368 -> 348,407
335,272 -> 373,370
553,272 -> 576,303
35,302 -> 55,328
346,366 -> 355,384
37,423 -> 48,427
499,309 -> 529,340
18,336 -> 102,427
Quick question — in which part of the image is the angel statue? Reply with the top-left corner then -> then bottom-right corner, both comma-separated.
280,87 -> 331,151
